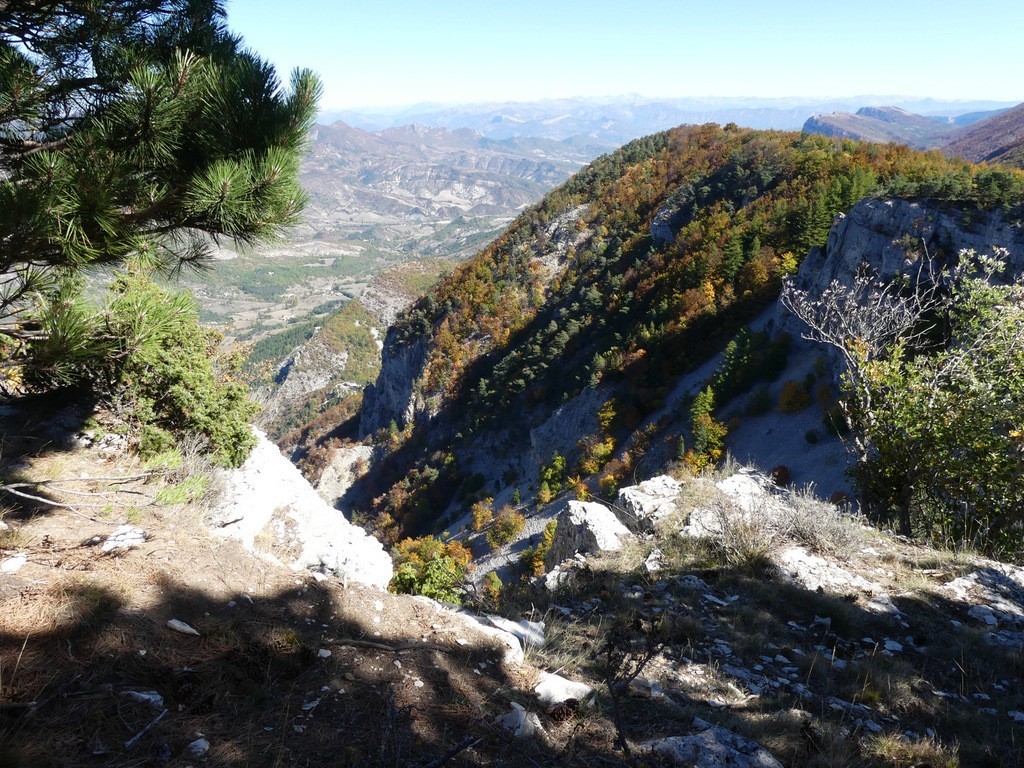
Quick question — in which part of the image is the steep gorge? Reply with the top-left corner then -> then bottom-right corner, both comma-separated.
300,123 -> 1024,541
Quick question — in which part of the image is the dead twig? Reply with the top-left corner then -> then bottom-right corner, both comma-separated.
328,637 -> 457,654
123,707 -> 168,749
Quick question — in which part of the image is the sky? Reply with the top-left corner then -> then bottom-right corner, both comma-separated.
226,0 -> 1024,111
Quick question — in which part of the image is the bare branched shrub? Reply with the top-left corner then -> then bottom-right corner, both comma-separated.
712,497 -> 779,576
775,486 -> 866,560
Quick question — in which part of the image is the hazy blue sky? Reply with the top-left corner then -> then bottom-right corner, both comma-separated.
226,0 -> 1024,109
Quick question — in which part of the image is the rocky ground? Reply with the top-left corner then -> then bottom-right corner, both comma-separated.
3,402 -> 1024,766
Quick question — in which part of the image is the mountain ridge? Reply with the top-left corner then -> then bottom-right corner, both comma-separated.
803,102 -> 1024,168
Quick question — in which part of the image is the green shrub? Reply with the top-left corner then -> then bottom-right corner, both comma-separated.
481,571 -> 503,608
389,536 -> 473,604
25,271 -> 259,467
470,498 -> 494,532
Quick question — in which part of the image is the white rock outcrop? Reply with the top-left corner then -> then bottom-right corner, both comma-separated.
212,430 -> 393,589
616,475 -> 682,530
315,443 -> 373,506
545,500 -> 634,567
776,545 -> 884,595
777,198 -> 1024,343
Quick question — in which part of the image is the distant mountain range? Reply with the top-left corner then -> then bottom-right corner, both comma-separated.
803,102 -> 1024,168
944,102 -> 1024,167
322,96 -> 1018,146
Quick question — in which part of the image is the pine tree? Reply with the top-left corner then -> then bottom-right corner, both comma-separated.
0,1 -> 321,340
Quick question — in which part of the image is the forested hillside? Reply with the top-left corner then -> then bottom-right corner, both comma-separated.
339,123 -> 1024,541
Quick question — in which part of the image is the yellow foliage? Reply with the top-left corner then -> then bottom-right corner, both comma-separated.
470,498 -> 494,532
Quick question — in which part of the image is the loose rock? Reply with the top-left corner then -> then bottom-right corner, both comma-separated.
101,525 -> 147,553
534,671 -> 594,707
545,500 -> 634,567
641,718 -> 783,767
167,619 -> 200,637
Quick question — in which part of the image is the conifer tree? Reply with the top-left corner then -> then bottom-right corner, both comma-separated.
0,1 -> 321,340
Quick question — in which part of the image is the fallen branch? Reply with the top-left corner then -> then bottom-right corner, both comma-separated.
123,707 -> 168,749
328,637 -> 459,654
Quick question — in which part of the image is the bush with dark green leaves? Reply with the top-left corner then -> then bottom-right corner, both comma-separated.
26,270 -> 258,467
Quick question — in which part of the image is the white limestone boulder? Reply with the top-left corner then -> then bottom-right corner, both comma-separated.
641,718 -> 783,768
616,475 -> 682,530
545,500 -> 634,568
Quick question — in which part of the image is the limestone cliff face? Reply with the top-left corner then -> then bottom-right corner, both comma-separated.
359,329 -> 429,438
777,197 -> 1024,336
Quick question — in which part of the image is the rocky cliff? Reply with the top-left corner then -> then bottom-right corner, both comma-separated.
359,330 -> 429,438
779,196 -> 1024,338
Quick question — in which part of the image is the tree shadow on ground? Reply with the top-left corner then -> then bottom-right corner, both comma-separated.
0,392 -> 99,521
0,565 -> 678,768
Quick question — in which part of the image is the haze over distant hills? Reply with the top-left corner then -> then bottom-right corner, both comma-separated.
322,95 -> 1018,146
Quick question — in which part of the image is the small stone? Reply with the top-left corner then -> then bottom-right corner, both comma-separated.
317,649 -> 332,658
120,690 -> 164,709
534,670 -> 594,706
677,575 -> 710,591
373,600 -> 384,611
704,593 -> 729,607
498,702 -> 544,739
101,525 -> 147,553
884,640 -> 903,653
187,738 -> 210,756
414,680 -> 424,688
969,605 -> 999,626
644,549 -> 665,574
167,619 -> 200,637
393,660 -> 401,669
1009,710 -> 1024,722
0,555 -> 27,574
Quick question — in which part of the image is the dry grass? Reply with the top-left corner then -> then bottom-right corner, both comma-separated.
775,485 -> 869,559
864,733 -> 960,767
